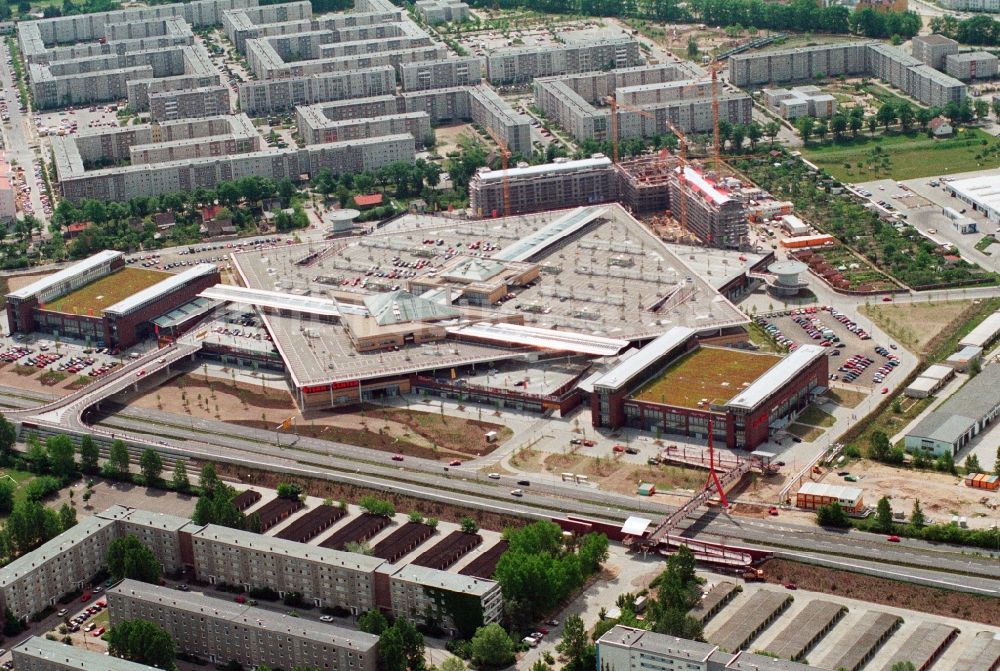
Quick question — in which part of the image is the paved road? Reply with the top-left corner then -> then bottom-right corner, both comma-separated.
0,48 -> 48,220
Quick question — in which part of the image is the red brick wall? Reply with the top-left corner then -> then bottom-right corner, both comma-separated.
106,271 -> 220,348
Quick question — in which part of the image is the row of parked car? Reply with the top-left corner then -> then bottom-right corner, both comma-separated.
753,317 -> 802,352
823,306 -> 872,340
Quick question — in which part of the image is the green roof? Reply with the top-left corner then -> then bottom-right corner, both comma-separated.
363,290 -> 461,326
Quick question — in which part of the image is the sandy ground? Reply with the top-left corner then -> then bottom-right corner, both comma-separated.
834,459 -> 999,528
0,362 -> 91,397
435,123 -> 476,157
54,477 -> 197,520
860,299 -> 980,356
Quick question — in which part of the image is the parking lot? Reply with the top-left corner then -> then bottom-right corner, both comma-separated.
754,306 -> 901,389
125,235 -> 292,274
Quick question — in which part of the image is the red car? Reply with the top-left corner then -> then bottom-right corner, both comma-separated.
80,592 -> 91,603
887,535 -> 901,542
784,583 -> 798,590
581,439 -> 596,447
234,595 -> 247,604
612,445 -> 625,453
391,454 -> 404,461
882,296 -> 893,302
91,627 -> 105,637
448,460 -> 462,466
768,506 -> 779,516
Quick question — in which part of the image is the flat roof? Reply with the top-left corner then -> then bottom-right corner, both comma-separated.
446,322 -> 628,357
680,166 -> 732,206
727,344 -> 825,411
959,311 -> 1000,348
13,636 -> 158,671
475,156 -> 612,183
923,363 -> 955,380
387,563 -> 498,597
797,481 -> 863,501
0,515 -> 116,588
620,516 -> 651,536
633,346 -> 782,409
7,249 -> 123,301
949,174 -> 1000,215
593,327 -> 696,391
104,264 -> 216,316
44,267 -> 171,316
191,523 -> 386,573
906,376 -> 939,393
110,579 -> 379,651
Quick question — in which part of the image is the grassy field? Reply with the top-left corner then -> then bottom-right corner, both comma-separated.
46,267 -> 168,316
634,347 -> 781,408
796,406 -> 835,427
860,298 -> 999,358
802,128 -> 998,182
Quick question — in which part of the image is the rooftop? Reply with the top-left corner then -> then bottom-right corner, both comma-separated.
798,481 -> 863,501
13,636 -> 158,671
44,267 -> 170,316
104,264 -> 217,317
474,156 -> 613,183
949,174 -> 1000,215
593,327 -> 695,392
363,290 -> 461,326
727,344 -> 826,411
634,346 -> 783,409
387,563 -> 498,596
7,249 -> 123,301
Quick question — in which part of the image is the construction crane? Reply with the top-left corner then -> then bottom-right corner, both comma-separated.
605,95 -> 655,164
483,126 -> 511,218
666,120 -> 689,235
709,59 -> 722,176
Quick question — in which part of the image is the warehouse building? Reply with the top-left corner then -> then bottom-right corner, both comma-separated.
729,42 -> 966,108
945,52 -> 999,81
947,174 -> 1000,223
398,56 -> 481,91
414,0 -> 469,23
108,580 -> 380,671
13,636 -> 161,671
597,625 -> 824,671
238,67 -> 397,115
486,30 -> 640,84
905,364 -> 1000,456
911,34 -> 958,70
590,327 -> 828,450
149,84 -> 230,121
468,155 -> 619,217
795,482 -> 865,513
667,165 -> 748,248
959,310 -> 1000,349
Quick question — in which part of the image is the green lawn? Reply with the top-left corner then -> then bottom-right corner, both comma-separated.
802,128 -> 999,182
797,405 -> 835,427
1,468 -> 44,507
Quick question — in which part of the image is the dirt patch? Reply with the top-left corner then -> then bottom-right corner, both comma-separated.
435,122 -> 476,157
342,406 -> 509,456
860,299 -> 986,358
845,460 -> 998,528
6,272 -> 53,294
232,419 -> 453,460
65,376 -> 92,391
204,460 -> 526,532
13,365 -> 38,377
508,447 -> 544,472
762,558 -> 1000,626
39,370 -> 66,386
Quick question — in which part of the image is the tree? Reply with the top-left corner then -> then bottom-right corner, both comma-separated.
276,482 -> 304,501
139,449 -> 163,484
58,503 -> 76,530
830,114 -> 848,141
359,496 -> 395,517
849,114 -> 863,137
747,121 -> 763,150
910,499 -> 925,529
470,623 -> 515,668
816,502 -> 850,528
379,625 -> 407,671
107,618 -> 175,669
107,534 -> 163,584
0,480 -> 14,515
890,663 -> 916,671
460,516 -> 479,534
105,440 -> 130,477
45,435 -> 76,482
965,454 -> 983,473
171,460 -> 189,492
358,610 -> 389,635
867,114 -> 878,136
0,416 -> 16,460
199,463 -> 220,495
875,495 -> 895,533
440,657 -> 466,671
877,103 -> 897,132
869,430 -> 891,462
815,119 -> 829,141
686,37 -> 698,60
578,532 -> 610,574
795,115 -> 815,143
396,618 -> 425,671
765,121 -> 780,146
79,435 -> 99,474
897,103 -> 914,132
556,615 -> 588,665
993,98 -> 1000,121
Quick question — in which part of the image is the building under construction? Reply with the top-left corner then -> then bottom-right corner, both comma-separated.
615,154 -> 678,214
667,165 -> 748,249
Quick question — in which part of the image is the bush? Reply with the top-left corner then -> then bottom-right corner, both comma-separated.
248,586 -> 280,601
23,476 -> 61,502
446,638 -> 473,660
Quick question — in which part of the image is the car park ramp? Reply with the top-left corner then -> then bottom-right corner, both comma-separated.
763,600 -> 848,662
952,631 -> 1000,671
819,611 -> 902,671
708,590 -> 793,653
688,581 -> 740,624
877,622 -> 958,671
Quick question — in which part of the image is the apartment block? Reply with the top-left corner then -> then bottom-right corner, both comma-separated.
597,625 -> 823,671
13,636 -> 161,671
238,67 -> 396,116
912,34 -> 958,69
667,166 -> 748,248
128,72 -> 222,111
399,56 -> 482,91
414,0 -> 469,23
469,84 -> 533,157
729,42 -> 966,108
383,564 -> 503,635
108,580 -> 379,671
400,86 -> 472,121
109,508 -> 191,574
486,31 -> 640,84
150,85 -> 231,121
533,79 -> 610,140
763,86 -> 837,119
727,42 -> 870,87
246,36 -> 443,79
297,109 -> 433,147
945,51 -> 999,81
938,0 -> 1000,9
469,155 -> 618,217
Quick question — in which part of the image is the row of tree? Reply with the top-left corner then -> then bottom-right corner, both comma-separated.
931,14 -> 1000,46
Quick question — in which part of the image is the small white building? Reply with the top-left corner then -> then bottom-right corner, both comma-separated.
904,376 -> 939,398
779,214 -> 810,236
946,345 -> 983,372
